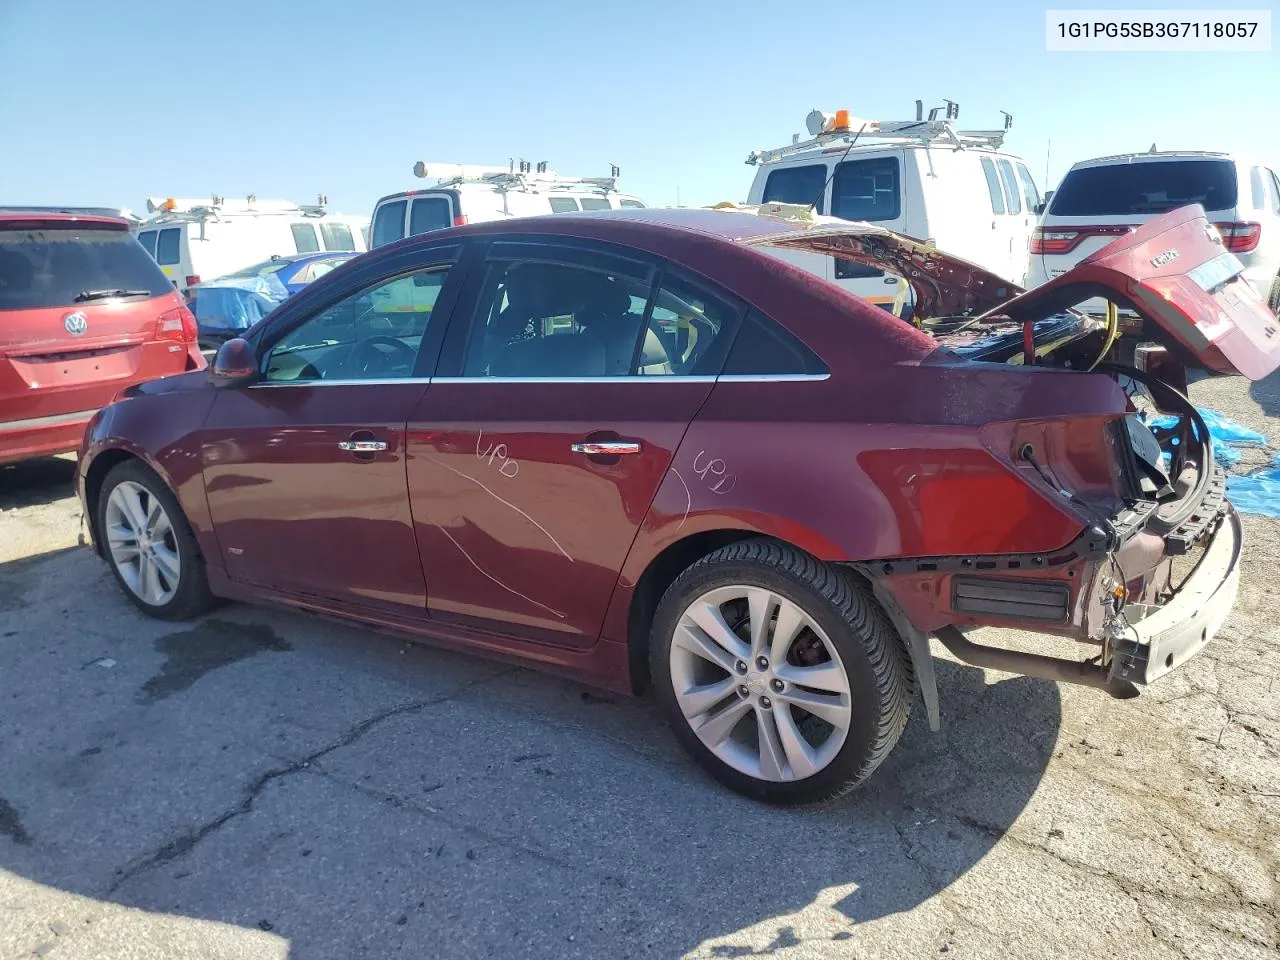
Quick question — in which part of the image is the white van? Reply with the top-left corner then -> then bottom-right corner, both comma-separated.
369,162 -> 646,249
1027,151 -> 1280,314
135,196 -> 370,299
743,104 -> 1042,314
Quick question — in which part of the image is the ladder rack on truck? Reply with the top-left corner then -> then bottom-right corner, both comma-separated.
747,102 -> 1013,165
413,160 -> 623,196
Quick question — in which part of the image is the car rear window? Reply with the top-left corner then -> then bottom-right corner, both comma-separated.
320,221 -> 355,251
0,227 -> 172,311
832,157 -> 900,222
762,164 -> 828,215
1050,160 -> 1238,216
409,197 -> 451,235
371,200 -> 407,248
137,230 -> 158,258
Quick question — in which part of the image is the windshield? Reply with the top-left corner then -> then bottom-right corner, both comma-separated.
1050,160 -> 1238,216
0,227 -> 171,311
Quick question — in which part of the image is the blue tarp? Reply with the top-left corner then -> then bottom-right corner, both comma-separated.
1142,407 -> 1278,516
193,274 -> 288,335
1227,455 -> 1280,519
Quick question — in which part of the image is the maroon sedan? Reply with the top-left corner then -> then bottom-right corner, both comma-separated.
78,206 -> 1279,804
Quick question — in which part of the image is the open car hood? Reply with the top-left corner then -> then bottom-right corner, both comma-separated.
751,206 -> 1280,380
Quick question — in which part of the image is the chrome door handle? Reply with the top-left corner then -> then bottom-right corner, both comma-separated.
571,441 -> 642,455
338,440 -> 387,452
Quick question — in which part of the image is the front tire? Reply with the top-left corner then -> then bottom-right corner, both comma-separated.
650,538 -> 912,805
97,459 -> 217,621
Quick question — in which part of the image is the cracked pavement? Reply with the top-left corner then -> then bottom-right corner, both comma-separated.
0,372 -> 1277,959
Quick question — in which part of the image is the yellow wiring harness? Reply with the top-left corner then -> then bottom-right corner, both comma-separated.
1086,301 -> 1120,371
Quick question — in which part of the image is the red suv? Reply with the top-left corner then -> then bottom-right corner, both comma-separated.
76,205 -> 1277,804
0,210 -> 203,466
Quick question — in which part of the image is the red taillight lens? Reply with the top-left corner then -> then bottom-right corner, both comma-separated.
1212,222 -> 1261,253
1030,225 -> 1133,255
453,214 -> 469,226
185,274 -> 201,288
156,305 -> 198,342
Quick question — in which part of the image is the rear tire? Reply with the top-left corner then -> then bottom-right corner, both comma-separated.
96,459 -> 218,621
650,538 -> 912,805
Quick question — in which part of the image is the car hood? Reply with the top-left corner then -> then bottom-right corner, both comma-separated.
748,205 -> 1280,379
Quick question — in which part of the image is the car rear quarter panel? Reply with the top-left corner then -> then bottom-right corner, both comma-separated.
603,362 -> 1130,645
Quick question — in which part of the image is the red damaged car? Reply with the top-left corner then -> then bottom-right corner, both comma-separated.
0,210 -> 204,466
77,205 -> 1278,804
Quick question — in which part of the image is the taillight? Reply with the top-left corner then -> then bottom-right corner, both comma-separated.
156,305 -> 198,342
1211,222 -> 1261,253
185,274 -> 201,288
453,214 -> 469,226
1030,225 -> 1133,255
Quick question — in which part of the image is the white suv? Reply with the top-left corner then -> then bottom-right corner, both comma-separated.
1027,151 -> 1280,312
370,161 -> 646,249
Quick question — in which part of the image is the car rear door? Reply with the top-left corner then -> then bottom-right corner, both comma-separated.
405,238 -> 739,648
199,243 -> 463,613
0,220 -> 195,433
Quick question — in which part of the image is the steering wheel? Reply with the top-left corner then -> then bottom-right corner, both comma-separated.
347,335 -> 417,377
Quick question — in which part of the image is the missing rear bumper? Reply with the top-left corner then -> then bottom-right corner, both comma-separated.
1108,505 -> 1242,685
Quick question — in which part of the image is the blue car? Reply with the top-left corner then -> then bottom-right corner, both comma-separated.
223,251 -> 360,296
192,252 -> 359,347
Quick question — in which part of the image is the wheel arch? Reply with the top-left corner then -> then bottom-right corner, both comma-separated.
82,444 -> 184,559
625,528 -> 764,694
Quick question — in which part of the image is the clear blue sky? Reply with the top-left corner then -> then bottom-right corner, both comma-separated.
1,0 -> 1276,216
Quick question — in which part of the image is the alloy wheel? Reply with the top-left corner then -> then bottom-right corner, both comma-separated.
104,480 -> 181,606
669,585 -> 853,782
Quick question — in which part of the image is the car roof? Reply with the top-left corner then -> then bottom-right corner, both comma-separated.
0,210 -> 130,229
443,207 -> 806,245
1068,151 -> 1234,169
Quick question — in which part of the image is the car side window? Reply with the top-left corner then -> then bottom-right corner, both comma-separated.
1015,162 -> 1042,212
263,266 -> 450,383
980,158 -> 1006,215
638,276 -> 737,376
462,260 -> 652,378
1268,169 -> 1280,214
996,159 -> 1022,214
579,197 -> 610,211
619,199 -> 645,209
291,223 -> 320,253
722,309 -> 827,376
548,197 -> 579,213
319,222 -> 355,251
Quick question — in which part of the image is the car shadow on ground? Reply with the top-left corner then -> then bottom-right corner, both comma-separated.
1248,368 -> 1280,417
0,456 -> 78,512
0,542 -> 1062,959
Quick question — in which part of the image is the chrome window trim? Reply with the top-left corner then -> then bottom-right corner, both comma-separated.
247,373 -> 830,388
249,378 -> 428,388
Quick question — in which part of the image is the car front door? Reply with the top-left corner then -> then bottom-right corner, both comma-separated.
405,239 -> 739,648
201,245 -> 462,614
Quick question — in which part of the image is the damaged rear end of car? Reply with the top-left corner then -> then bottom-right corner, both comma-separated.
753,204 -> 1273,718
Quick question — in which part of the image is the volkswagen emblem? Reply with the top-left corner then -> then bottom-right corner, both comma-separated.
63,311 -> 88,336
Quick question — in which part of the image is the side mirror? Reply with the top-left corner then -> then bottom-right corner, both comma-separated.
210,337 -> 259,387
